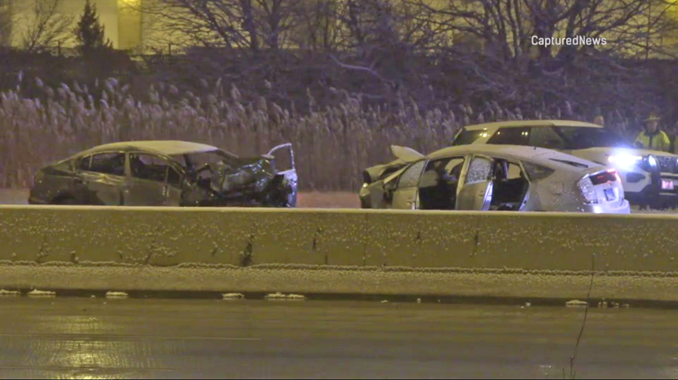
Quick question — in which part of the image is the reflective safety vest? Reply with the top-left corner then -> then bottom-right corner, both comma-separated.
634,130 -> 671,152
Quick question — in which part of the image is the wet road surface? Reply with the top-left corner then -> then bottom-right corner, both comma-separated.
0,297 -> 676,379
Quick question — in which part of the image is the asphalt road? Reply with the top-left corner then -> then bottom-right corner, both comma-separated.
0,297 -> 676,379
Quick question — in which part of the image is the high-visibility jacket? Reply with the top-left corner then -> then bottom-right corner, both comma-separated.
634,130 -> 671,152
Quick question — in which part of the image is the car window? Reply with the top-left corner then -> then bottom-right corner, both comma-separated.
507,162 -> 523,180
171,154 -> 187,167
552,127 -> 634,149
487,127 -> 530,145
419,157 -> 464,188
451,129 -> 490,146
529,127 -> 566,149
167,167 -> 182,187
87,153 -> 125,176
397,160 -> 425,188
78,155 -> 92,170
444,158 -> 465,176
465,156 -> 493,185
130,153 -> 171,183
492,160 -> 524,181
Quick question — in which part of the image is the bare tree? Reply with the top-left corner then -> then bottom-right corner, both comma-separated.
17,0 -> 73,52
408,0 -> 678,61
137,0 -> 304,52
289,0 -> 340,51
0,0 -> 13,46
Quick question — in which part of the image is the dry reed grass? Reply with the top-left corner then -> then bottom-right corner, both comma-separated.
0,77 -> 638,190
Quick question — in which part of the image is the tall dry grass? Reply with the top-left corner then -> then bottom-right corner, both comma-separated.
0,78 -> 639,190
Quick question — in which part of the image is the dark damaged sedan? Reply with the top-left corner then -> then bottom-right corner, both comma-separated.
28,141 -> 298,207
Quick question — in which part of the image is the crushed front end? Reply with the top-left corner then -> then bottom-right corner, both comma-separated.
182,156 -> 296,207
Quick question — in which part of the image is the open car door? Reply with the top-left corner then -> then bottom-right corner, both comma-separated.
390,145 -> 425,163
266,143 -> 298,207
456,155 -> 494,211
381,160 -> 427,209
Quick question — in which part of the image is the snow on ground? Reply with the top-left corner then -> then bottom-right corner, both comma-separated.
265,292 -> 306,301
27,289 -> 56,297
0,265 -> 675,302
106,291 -> 129,298
222,293 -> 245,300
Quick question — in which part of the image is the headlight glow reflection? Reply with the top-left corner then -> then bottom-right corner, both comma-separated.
607,154 -> 642,169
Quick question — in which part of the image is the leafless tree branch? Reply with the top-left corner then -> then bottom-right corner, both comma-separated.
18,0 -> 74,52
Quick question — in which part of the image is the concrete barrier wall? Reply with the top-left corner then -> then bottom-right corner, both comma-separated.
1,206 -> 678,301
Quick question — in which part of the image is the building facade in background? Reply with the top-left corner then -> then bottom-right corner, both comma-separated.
1,0 -> 678,57
0,0 -> 13,46
3,0 -> 145,51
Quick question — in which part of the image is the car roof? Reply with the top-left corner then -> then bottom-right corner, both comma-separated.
463,120 -> 602,131
426,144 -> 597,169
77,140 -> 220,157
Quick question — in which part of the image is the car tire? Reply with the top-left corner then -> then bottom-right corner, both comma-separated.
360,198 -> 369,209
54,197 -> 78,205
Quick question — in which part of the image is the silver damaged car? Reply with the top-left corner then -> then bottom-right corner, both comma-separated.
360,144 -> 630,213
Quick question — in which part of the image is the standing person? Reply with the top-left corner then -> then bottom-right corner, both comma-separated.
634,113 -> 671,152
672,121 -> 678,155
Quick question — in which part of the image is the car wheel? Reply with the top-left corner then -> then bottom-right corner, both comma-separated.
55,197 -> 78,205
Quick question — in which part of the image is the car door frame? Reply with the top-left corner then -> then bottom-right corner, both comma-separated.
455,154 -> 495,211
74,150 -> 128,205
125,151 -> 187,206
266,143 -> 298,207
154,153 -> 187,206
416,155 -> 467,210
508,158 -> 532,211
391,159 -> 427,209
491,156 -> 533,211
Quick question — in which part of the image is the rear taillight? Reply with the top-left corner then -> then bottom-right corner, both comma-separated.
577,175 -> 597,204
589,169 -> 617,185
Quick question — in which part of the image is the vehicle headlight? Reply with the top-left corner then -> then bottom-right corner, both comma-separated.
607,154 -> 642,169
647,155 -> 658,169
577,176 -> 597,204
